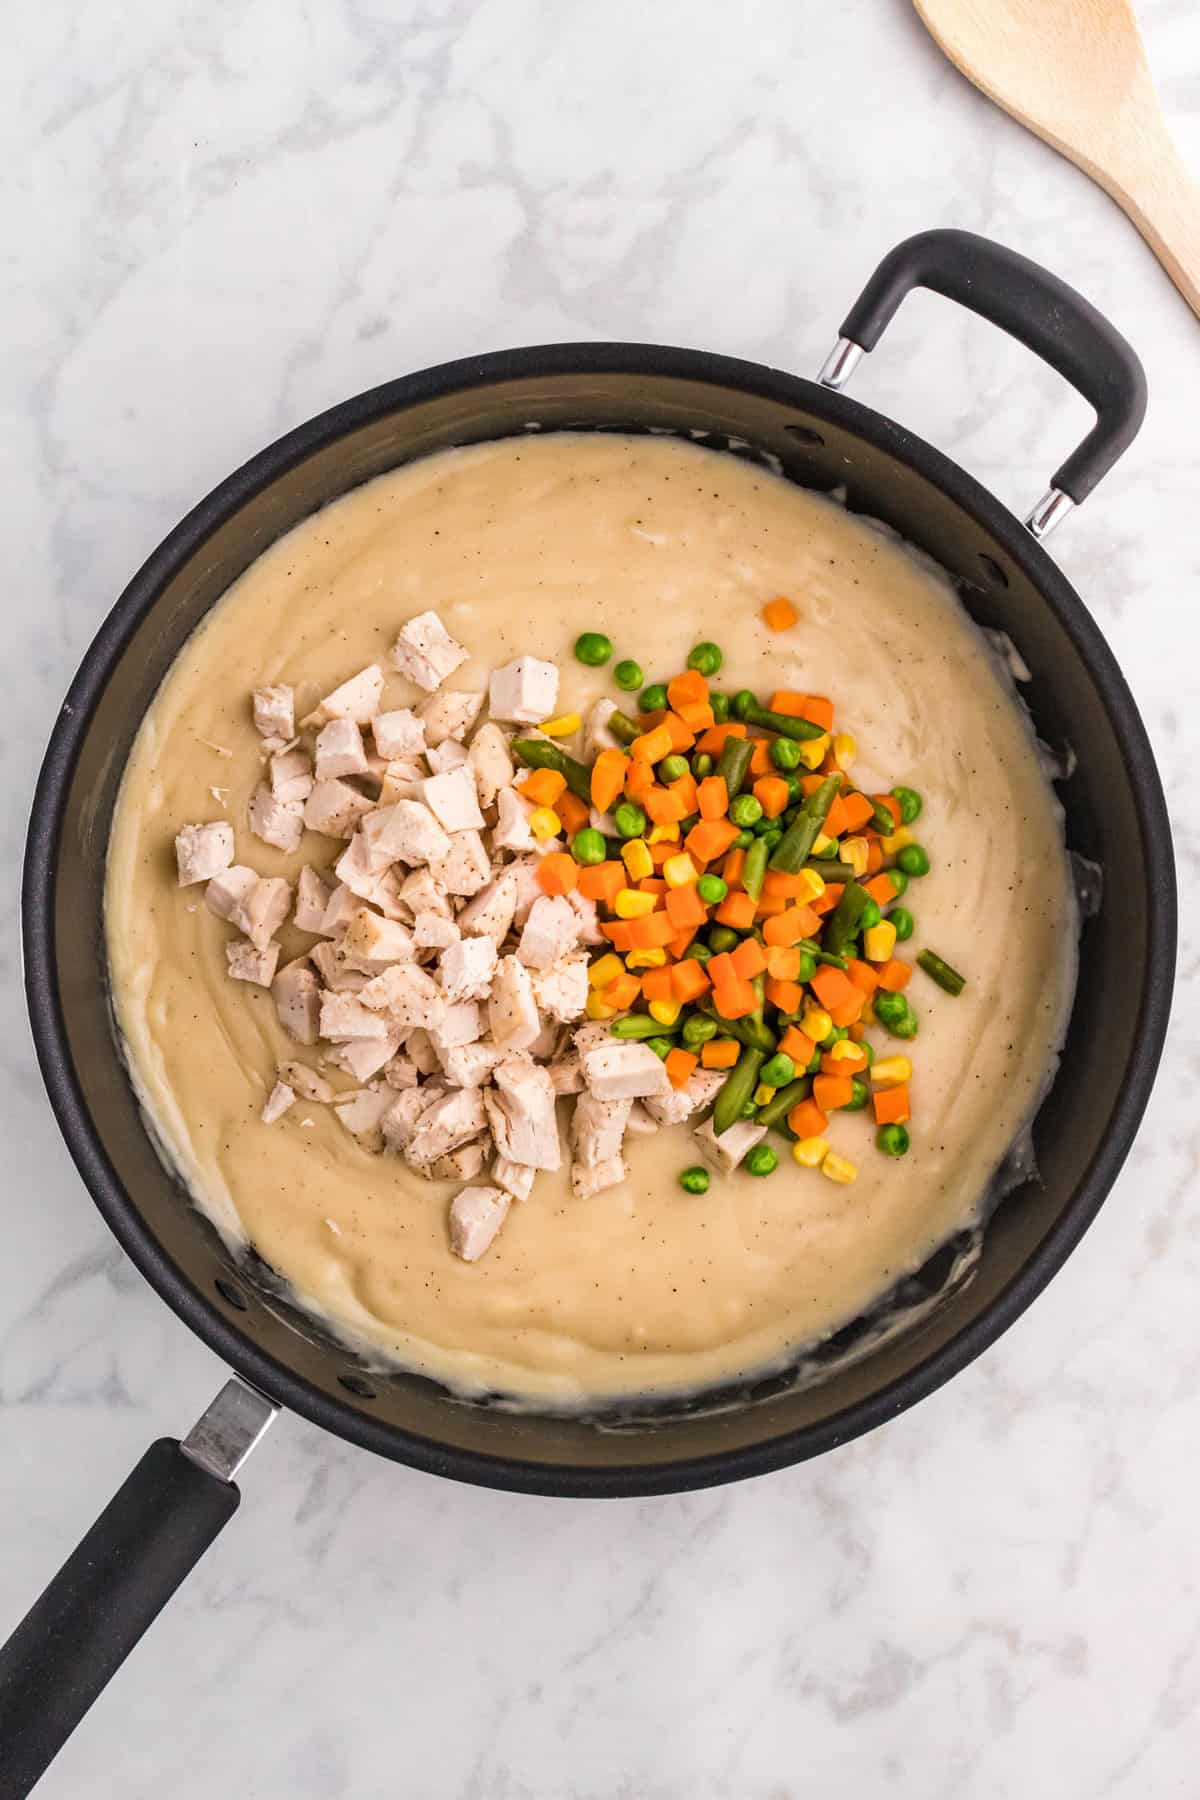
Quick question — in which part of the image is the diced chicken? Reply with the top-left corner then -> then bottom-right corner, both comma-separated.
312,665 -> 384,726
261,1080 -> 295,1124
492,785 -> 535,854
643,1069 -> 726,1127
518,896 -> 580,971
248,784 -> 304,853
378,758 -> 428,805
334,1085 -> 393,1143
357,961 -> 445,1033
425,739 -> 470,774
338,908 -> 414,970
488,956 -> 541,1051
175,822 -> 235,887
252,685 -> 294,740
225,938 -> 281,986
231,877 -> 291,951
484,1059 -> 561,1170
625,1101 -> 657,1136
438,1041 -> 503,1088
372,709 -> 425,761
548,1053 -> 584,1096
430,1001 -> 483,1049
335,832 -> 389,901
468,723 -> 514,809
311,941 -> 369,991
488,656 -> 559,724
399,866 -> 452,920
413,912 -> 460,952
418,688 -> 484,746
390,611 -> 468,692
405,1029 -> 440,1074
571,1156 -> 627,1199
428,829 -> 491,897
533,955 -> 589,1022
293,865 -> 332,934
527,1019 -> 563,1061
319,992 -> 393,1041
424,1139 -> 490,1183
440,936 -> 498,1003
580,1040 -> 672,1102
361,800 -> 450,871
278,1060 -> 335,1104
693,1116 -> 767,1174
422,764 -> 484,833
567,891 -> 603,947
304,779 -> 374,839
325,1033 -> 402,1083
272,957 -> 321,1044
381,1083 -> 444,1152
584,697 -> 621,758
269,748 -> 314,804
492,1155 -> 536,1202
204,864 -> 260,922
383,1053 -> 420,1089
571,1093 -> 632,1169
508,855 -> 547,927
448,1185 -> 511,1262
458,872 -> 518,943
314,718 -> 368,781
572,1022 -> 618,1057
319,881 -> 358,936
406,1087 -> 488,1168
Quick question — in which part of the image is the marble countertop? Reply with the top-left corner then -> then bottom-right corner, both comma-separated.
5,2 -> 1198,1794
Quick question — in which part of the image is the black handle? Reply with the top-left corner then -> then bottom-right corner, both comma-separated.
840,228 -> 1146,504
0,1440 -> 238,1798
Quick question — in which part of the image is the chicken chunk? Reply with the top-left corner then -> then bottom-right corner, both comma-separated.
334,1086 -> 394,1143
508,855 -> 547,927
692,1116 -> 767,1174
438,1041 -> 503,1088
231,877 -> 291,950
378,758 -> 428,805
571,1093 -> 632,1168
357,961 -> 445,1033
422,764 -> 484,834
488,656 -> 559,724
225,939 -> 280,986
484,1059 -> 561,1170
252,685 -> 294,740
580,1040 -> 672,1102
468,723 -> 514,809
361,800 -> 450,871
571,1157 -> 627,1199
390,611 -> 468,692
311,940 -> 369,992
319,993 -> 393,1041
584,697 -> 621,758
405,1028 -> 440,1074
547,1052 -> 584,1096
425,739 -> 470,774
338,908 -> 414,970
319,881 -> 358,936
440,936 -> 498,1003
417,688 -> 484,746
492,785 -> 535,854
424,1139 -> 490,1183
278,1060 -> 336,1104
314,718 -> 368,781
312,665 -> 384,725
567,891 -> 603,947
518,896 -> 580,971
272,957 -> 321,1045
431,1001 -> 483,1049
303,778 -> 374,839
447,1185 -> 511,1262
399,865 -> 453,920
492,1155 -> 535,1202
406,1087 -> 488,1169
413,912 -> 460,952
325,1033 -> 402,1083
533,955 -> 589,1022
372,709 -> 425,761
381,1083 -> 444,1152
428,830 -> 491,896
175,821 -> 235,887
293,865 -> 332,934
488,956 -> 541,1051
457,871 -> 518,943
269,748 -> 314,804
261,1080 -> 295,1124
642,1069 -> 726,1126
248,784 -> 304,853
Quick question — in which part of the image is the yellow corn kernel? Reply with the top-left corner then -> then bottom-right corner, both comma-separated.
795,868 -> 825,904
871,1055 -> 912,1088
648,821 -> 680,844
621,838 -> 653,881
529,806 -> 561,841
588,952 -> 624,990
648,997 -> 682,1027
798,731 -> 831,771
863,920 -> 897,963
626,947 -> 667,970
881,826 -> 914,855
821,1151 -> 858,1185
841,835 -> 870,878
614,888 -> 657,919
585,990 -> 618,1020
811,831 -> 837,857
802,1004 -> 833,1043
859,997 -> 877,1025
753,1083 -> 777,1107
539,712 -> 581,738
826,1038 -> 862,1065
663,852 -> 699,889
792,1136 -> 829,1168
832,732 -> 857,768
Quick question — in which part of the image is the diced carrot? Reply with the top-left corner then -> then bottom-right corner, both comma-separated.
668,771 -> 699,816
555,791 -> 589,835
713,977 -> 758,1020
665,883 -> 708,931
667,669 -> 709,712
788,1098 -> 828,1138
591,748 -> 628,815
764,945 -> 801,981
769,691 -> 810,718
762,904 -> 821,947
537,852 -> 578,896
602,972 -> 642,1010
722,846 -> 746,889
873,794 -> 902,829
873,1085 -> 911,1126
824,795 -> 852,839
665,1046 -> 699,1090
755,893 -> 787,916
864,872 -> 899,907
716,891 -> 757,930
686,818 -> 741,862
762,597 -> 798,631
837,792 -> 874,834
696,722 -> 747,755
644,785 -> 688,824
670,958 -> 711,1002
675,700 -> 715,731
625,758 -> 655,799
702,1038 -> 740,1069
640,966 -> 675,1003
753,775 -> 791,820
698,775 -> 728,820
660,712 -> 695,752
730,937 -> 768,980
638,877 -> 667,894
809,964 -> 858,1013
601,920 -> 635,952
813,1074 -> 854,1112
800,773 -> 824,797
707,952 -> 736,988
578,861 -> 625,905
865,838 -> 883,876
628,911 -> 677,951
821,1043 -> 868,1076
519,767 -> 567,806
830,993 -> 865,1028
845,958 -> 880,996
770,692 -> 833,730
749,739 -> 774,777
811,883 -> 843,916
766,977 -> 803,1013
875,958 -> 912,992
668,926 -> 697,959
631,723 -> 673,764
763,869 -> 809,898
848,1022 -> 867,1043
649,839 -> 677,867
779,1025 -> 818,1066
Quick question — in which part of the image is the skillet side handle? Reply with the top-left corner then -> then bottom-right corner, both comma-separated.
834,227 -> 1147,508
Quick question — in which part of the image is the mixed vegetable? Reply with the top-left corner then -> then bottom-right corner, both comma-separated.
513,632 -> 968,1188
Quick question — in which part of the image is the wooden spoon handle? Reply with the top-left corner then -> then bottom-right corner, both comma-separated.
1096,132 -> 1200,321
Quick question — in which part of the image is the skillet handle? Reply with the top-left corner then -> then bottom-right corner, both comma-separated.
0,1380 -> 275,1799
822,227 -> 1147,531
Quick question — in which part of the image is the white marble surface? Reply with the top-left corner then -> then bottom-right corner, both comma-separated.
4,1 -> 1199,1793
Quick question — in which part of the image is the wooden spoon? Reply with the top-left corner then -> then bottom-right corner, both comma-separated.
913,0 -> 1200,319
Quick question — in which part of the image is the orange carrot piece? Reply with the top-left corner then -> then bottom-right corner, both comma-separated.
763,869 -> 809,898
578,861 -> 625,905
698,775 -> 729,820
701,1038 -> 740,1070
686,818 -> 741,862
638,877 -> 668,894
555,791 -> 590,835
755,893 -> 787,917
813,1073 -> 854,1112
837,792 -> 874,835
625,758 -> 655,799
590,748 -> 628,815
765,945 -> 802,981
665,1046 -> 699,1090
696,721 -> 747,755
779,1025 -> 818,1066
824,795 -> 852,839
715,890 -> 757,930
669,771 -> 699,817
811,883 -> 843,916
769,691 -> 810,717
712,977 -> 758,1020
519,767 -> 567,806
706,952 -> 736,988
644,785 -> 688,824
765,976 -> 803,1013
602,972 -> 642,1010
665,883 -> 708,931
537,852 -> 579,896
865,838 -> 883,876
873,1085 -> 911,1126
729,937 -> 768,980
600,920 -> 635,952
640,966 -> 675,1003
668,926 -> 697,959
631,723 -> 674,764
762,904 -> 821,947
722,846 -> 746,889
753,775 -> 790,820
845,958 -> 880,996
848,1022 -> 867,1043
628,911 -> 677,951
661,712 -> 696,753
748,739 -> 774,777
873,794 -> 902,829
829,994 -> 865,1028
821,1043 -> 868,1076
762,597 -> 798,631
667,669 -> 709,711
864,872 -> 899,907
875,958 -> 913,992
810,964 -> 859,1013
674,699 -> 715,731
670,958 -> 711,1002
788,1098 -> 828,1139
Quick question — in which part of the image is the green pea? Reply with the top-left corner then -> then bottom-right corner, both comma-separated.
760,1052 -> 795,1088
896,843 -> 930,878
613,801 -> 647,839
877,1123 -> 910,1157
862,1041 -> 875,1066
770,737 -> 801,771
892,786 -> 923,824
859,897 -> 882,932
784,774 -> 803,801
889,905 -> 915,941
682,1014 -> 718,1049
730,794 -> 763,827
708,925 -> 739,953
646,1037 -> 674,1060
888,868 -> 909,898
740,1099 -> 760,1120
761,828 -> 783,851
659,754 -> 690,783
745,1144 -> 779,1177
796,949 -> 816,983
574,632 -> 612,667
639,683 -> 668,713
752,815 -> 774,836
687,641 -> 723,677
710,692 -> 732,724
679,1165 -> 711,1194
685,942 -> 713,965
571,827 -> 607,866
732,829 -> 755,850
613,658 -> 643,691
697,874 -> 728,905
892,1006 -> 919,1041
731,689 -> 756,720
845,1077 -> 870,1112
823,1024 -> 849,1048
873,991 -> 908,1030
691,752 -> 714,779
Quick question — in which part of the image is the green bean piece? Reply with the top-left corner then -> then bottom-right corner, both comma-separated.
717,735 -> 755,800
700,1002 -> 777,1052
730,793 -> 763,828
691,752 -> 714,779
613,801 -> 647,839
607,710 -> 641,746
685,941 -> 713,965
511,738 -> 591,802
877,1123 -> 910,1157
610,1013 -> 682,1039
742,837 -> 769,902
679,1165 -> 711,1194
770,736 -> 802,771
639,683 -> 668,713
646,1037 -> 675,1060
696,873 -> 728,905
745,1144 -> 779,1177
892,785 -> 923,824
823,881 -> 873,959
732,695 -> 826,741
799,939 -> 850,971
574,631 -> 612,666
917,949 -> 965,995
614,659 -> 643,692
845,1077 -> 870,1113
713,1047 -> 765,1136
687,641 -> 723,677
804,858 -> 856,884
869,796 -> 898,835
571,828 -> 607,866
681,1013 -> 719,1049
760,1051 -> 795,1088
756,1078 -> 811,1129
889,905 -> 915,942
796,949 -> 817,983
897,843 -> 931,878
710,692 -> 732,723
769,772 -> 842,872
707,924 -> 739,953
659,754 -> 690,783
